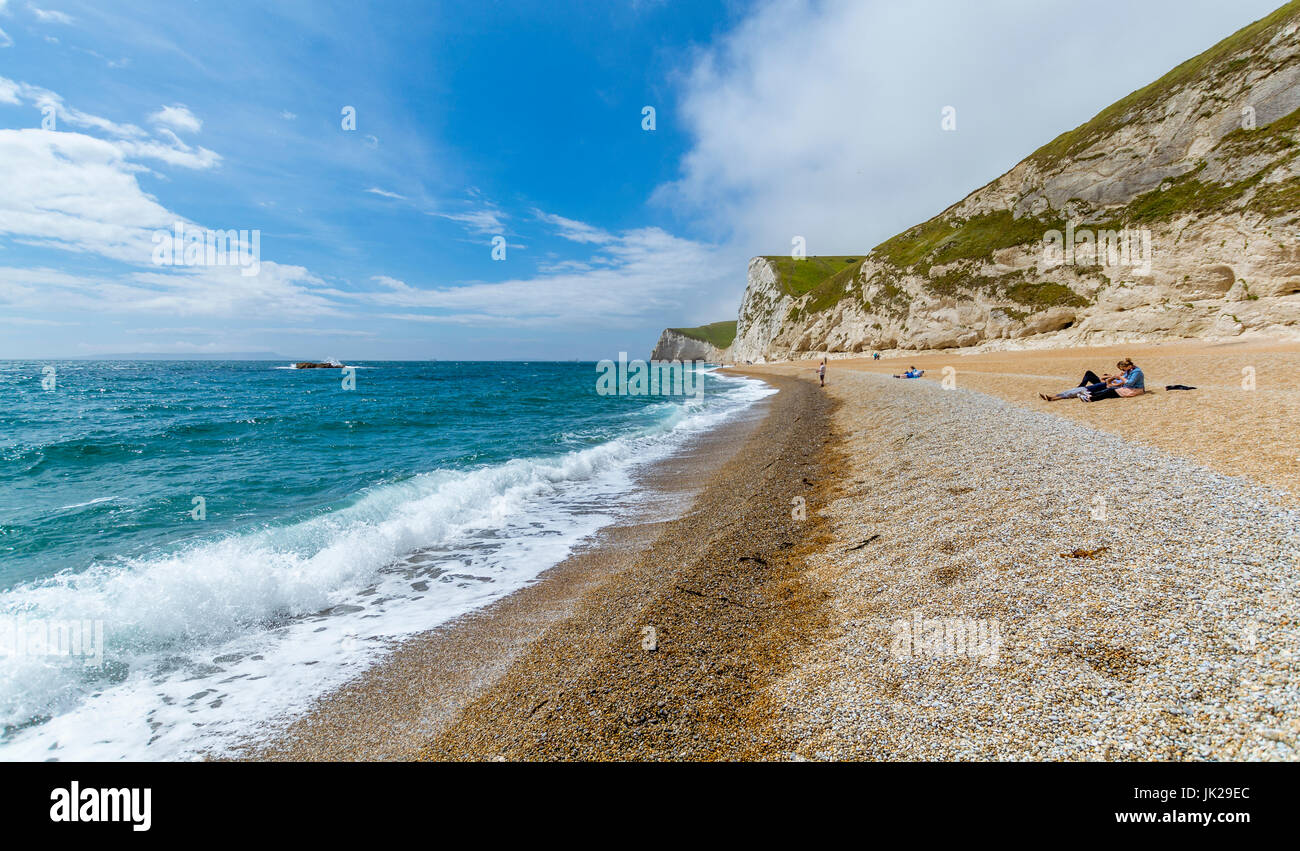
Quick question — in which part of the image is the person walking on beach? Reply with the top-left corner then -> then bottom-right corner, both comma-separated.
818,359 -> 827,387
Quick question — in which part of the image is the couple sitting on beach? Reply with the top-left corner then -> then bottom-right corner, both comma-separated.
893,366 -> 925,379
1039,358 -> 1144,403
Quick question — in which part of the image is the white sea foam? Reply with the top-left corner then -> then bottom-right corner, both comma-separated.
0,371 -> 774,760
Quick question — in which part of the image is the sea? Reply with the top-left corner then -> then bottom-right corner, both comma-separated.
0,360 -> 773,760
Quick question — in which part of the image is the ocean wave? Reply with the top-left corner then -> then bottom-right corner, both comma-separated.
0,371 -> 774,759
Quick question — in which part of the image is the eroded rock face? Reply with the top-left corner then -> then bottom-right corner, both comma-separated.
649,329 -> 729,363
731,258 -> 791,363
733,16 -> 1300,359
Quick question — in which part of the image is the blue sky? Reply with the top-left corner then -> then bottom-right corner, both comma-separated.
0,0 -> 1287,359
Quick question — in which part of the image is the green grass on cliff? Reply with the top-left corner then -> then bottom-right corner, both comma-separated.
762,257 -> 868,324
669,320 -> 737,349
759,3 -> 1300,330
762,256 -> 866,298
863,4 -> 1300,285
871,211 -> 1061,275
1123,104 -> 1300,222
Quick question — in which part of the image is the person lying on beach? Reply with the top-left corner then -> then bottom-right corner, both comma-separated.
1038,359 -> 1144,402
893,367 -> 925,379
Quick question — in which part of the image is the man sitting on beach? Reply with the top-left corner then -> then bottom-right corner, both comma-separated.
1038,359 -> 1144,403
893,367 -> 925,379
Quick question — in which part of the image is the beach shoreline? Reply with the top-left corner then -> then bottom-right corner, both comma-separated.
245,371 -> 832,760
248,339 -> 1299,761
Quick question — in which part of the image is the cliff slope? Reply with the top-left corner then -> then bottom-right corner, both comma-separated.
734,2 -> 1300,361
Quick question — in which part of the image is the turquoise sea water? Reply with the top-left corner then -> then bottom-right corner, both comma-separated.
0,360 -> 772,760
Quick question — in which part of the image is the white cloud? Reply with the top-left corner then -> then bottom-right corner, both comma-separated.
656,0 -> 961,254
434,204 -> 506,236
0,27 -> 12,48
0,315 -> 76,326
0,129 -> 177,262
364,187 -> 406,200
251,327 -> 375,337
0,264 -> 340,320
0,78 -> 220,168
0,83 -> 333,322
657,0 -> 1289,257
149,104 -> 202,134
28,5 -> 72,24
348,221 -> 731,327
533,210 -> 615,244
280,110 -> 297,120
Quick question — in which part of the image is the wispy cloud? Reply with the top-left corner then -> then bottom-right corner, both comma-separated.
0,264 -> 340,320
435,209 -> 504,235
364,187 -> 406,200
251,327 -> 376,337
347,219 -> 728,327
0,77 -> 220,168
0,79 -> 338,323
28,5 -> 72,25
533,209 -> 615,244
149,104 -> 201,134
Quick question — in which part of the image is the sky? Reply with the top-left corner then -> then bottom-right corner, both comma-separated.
0,0 -> 1288,360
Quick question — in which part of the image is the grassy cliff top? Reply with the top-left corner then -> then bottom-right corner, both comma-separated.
760,256 -> 865,297
669,320 -> 738,349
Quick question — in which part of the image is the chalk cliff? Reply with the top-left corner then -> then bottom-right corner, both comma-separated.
650,321 -> 736,362
733,3 -> 1300,361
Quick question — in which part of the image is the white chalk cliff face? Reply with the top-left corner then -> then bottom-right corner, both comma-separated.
731,258 -> 792,363
733,9 -> 1300,360
649,328 -> 730,362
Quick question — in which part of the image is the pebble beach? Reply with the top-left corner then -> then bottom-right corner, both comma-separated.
760,348 -> 1299,761
252,340 -> 1299,761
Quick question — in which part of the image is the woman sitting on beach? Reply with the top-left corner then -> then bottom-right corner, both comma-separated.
1038,359 -> 1144,403
893,367 -> 925,379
